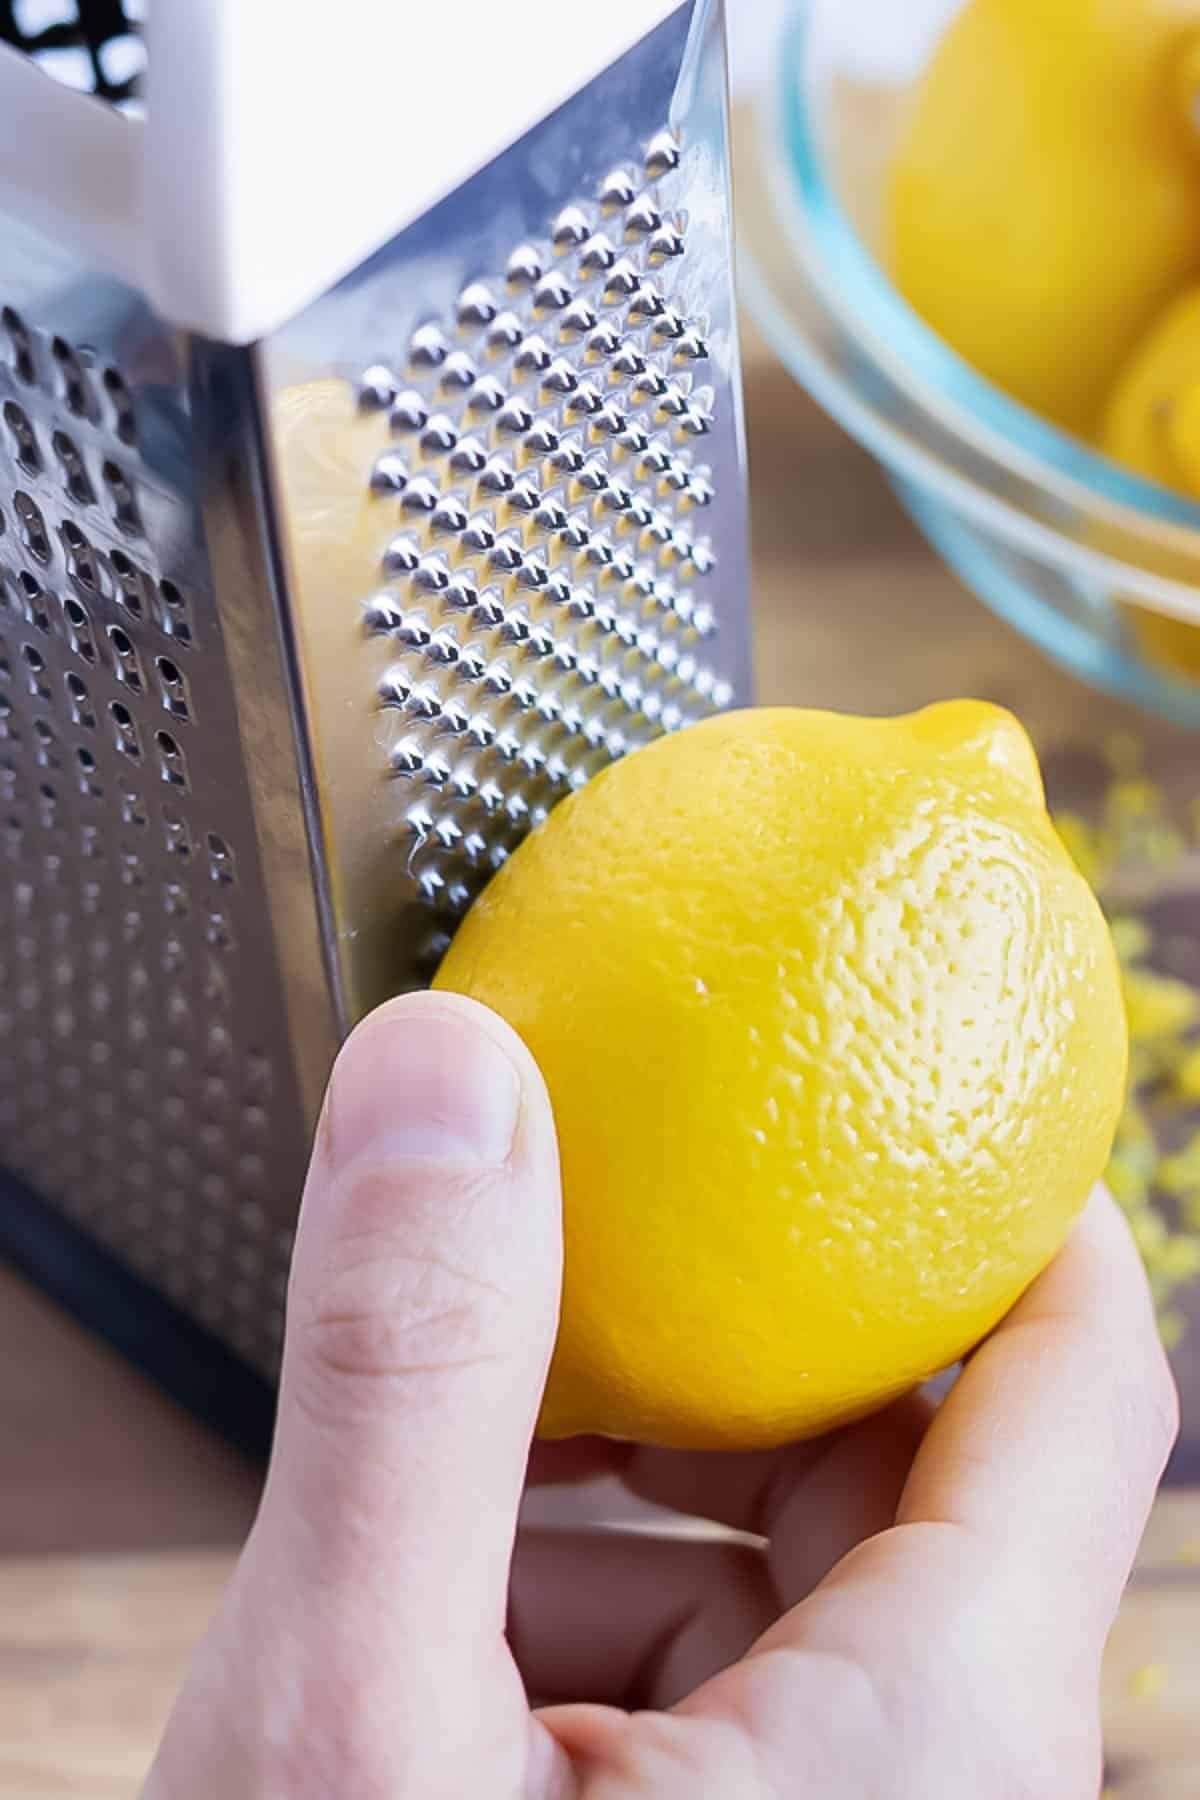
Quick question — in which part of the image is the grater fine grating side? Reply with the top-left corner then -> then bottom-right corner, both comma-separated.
0,0 -> 751,1436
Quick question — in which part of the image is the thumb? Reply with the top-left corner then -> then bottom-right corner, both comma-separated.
149,991 -> 562,1795
267,986 -> 561,1642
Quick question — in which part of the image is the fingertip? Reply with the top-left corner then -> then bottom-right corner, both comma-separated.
317,990 -> 554,1175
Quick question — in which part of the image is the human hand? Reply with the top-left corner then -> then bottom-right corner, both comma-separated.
145,993 -> 1178,1800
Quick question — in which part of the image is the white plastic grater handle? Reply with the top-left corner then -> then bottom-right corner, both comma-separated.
0,40 -> 143,280
0,0 -> 684,344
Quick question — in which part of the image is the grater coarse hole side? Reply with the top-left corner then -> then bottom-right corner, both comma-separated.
0,280 -> 307,1378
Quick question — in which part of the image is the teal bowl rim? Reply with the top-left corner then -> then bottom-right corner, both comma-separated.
774,2 -> 1200,540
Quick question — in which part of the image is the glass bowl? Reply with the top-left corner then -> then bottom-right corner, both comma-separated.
736,0 -> 1200,728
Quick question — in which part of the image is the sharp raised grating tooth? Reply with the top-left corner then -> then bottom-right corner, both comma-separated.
441,351 -> 478,391
675,332 -> 709,363
450,436 -> 488,474
560,300 -> 599,339
629,285 -> 666,321
648,228 -> 685,264
397,610 -> 432,648
551,432 -> 585,473
535,496 -> 567,533
580,233 -> 617,272
645,129 -> 682,177
391,390 -> 430,433
543,357 -> 579,395
457,282 -> 499,328
585,324 -> 622,359
599,168 -> 637,209
430,497 -> 469,536
402,476 -> 440,513
594,405 -> 627,436
383,534 -> 421,575
524,422 -> 560,456
410,323 -> 450,368
510,478 -> 542,513
534,274 -> 572,313
553,205 -> 591,248
489,532 -> 523,571
370,450 -> 408,493
428,628 -> 460,665
625,195 -> 662,237
507,243 -> 545,287
515,334 -> 553,375
480,458 -> 516,495
420,413 -> 459,454
497,400 -> 534,435
359,363 -> 398,409
415,553 -> 452,590
487,310 -> 524,353
469,376 -> 507,414
577,453 -> 608,489
363,592 -> 405,633
409,683 -> 441,718
468,595 -> 503,635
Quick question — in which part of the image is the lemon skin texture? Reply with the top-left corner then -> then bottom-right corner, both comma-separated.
434,702 -> 1127,1451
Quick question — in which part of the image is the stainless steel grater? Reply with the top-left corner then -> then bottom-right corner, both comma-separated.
0,0 -> 750,1442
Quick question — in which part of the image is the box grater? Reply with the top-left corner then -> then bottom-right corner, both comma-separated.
0,0 -> 750,1449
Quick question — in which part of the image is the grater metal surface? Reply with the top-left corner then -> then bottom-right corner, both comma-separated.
0,230 -> 308,1377
0,0 -> 750,1427
260,0 -> 750,1026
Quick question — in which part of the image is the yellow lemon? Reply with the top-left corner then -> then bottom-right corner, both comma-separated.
1101,283 -> 1200,677
435,702 -> 1126,1449
889,0 -> 1200,437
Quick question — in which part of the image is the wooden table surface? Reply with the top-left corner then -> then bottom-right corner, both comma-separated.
1,328 -> 1198,1798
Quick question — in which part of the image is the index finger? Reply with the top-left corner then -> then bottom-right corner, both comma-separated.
898,1187 -> 1179,1646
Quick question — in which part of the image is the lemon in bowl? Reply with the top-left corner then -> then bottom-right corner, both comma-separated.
738,0 -> 1200,726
